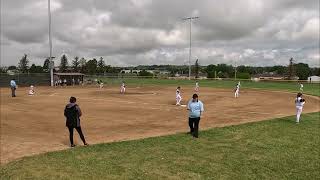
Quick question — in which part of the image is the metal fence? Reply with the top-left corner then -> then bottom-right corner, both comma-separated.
1,73 -> 318,87
0,73 -> 50,87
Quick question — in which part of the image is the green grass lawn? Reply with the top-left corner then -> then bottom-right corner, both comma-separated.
96,78 -> 320,96
1,112 -> 319,179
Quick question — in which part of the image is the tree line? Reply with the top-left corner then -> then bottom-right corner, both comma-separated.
0,54 -> 121,75
203,63 -> 319,80
0,54 -> 319,80
57,54 -> 120,74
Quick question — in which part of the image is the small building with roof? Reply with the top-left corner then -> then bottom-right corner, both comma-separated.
54,72 -> 85,85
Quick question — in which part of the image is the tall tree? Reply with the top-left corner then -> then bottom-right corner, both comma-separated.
60,54 -> 68,72
97,57 -> 105,74
86,58 -> 98,74
194,59 -> 200,78
294,63 -> 311,80
0,67 -> 7,73
18,54 -> 29,73
72,56 -> 80,72
79,57 -> 87,73
43,58 -> 50,71
311,67 -> 320,76
8,66 -> 17,70
29,64 -> 44,73
205,64 -> 217,78
216,64 -> 233,78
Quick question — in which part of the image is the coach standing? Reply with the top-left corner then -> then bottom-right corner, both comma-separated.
64,97 -> 88,147
10,79 -> 17,97
187,94 -> 204,138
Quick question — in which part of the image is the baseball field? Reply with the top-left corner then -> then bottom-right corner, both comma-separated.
1,80 -> 319,179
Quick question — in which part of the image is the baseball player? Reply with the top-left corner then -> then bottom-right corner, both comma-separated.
99,80 -> 104,89
299,83 -> 304,91
28,85 -> 35,95
10,79 -> 17,97
295,92 -> 306,123
59,79 -> 62,87
234,83 -> 240,98
120,81 -> 126,94
195,81 -> 199,92
176,86 -> 182,105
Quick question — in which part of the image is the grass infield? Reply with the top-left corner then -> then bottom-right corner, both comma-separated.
1,112 -> 319,179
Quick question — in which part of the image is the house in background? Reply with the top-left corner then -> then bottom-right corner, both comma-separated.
251,73 -> 285,81
308,76 -> 320,83
120,69 -> 169,75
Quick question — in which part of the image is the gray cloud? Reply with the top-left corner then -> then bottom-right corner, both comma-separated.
1,0 -> 319,67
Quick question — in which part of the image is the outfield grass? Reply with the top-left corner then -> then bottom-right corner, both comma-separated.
1,112 -> 319,179
98,78 -> 320,96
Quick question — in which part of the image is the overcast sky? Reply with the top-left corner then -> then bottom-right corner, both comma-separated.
1,0 -> 319,67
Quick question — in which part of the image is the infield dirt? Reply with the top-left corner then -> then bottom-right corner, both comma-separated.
1,86 -> 319,164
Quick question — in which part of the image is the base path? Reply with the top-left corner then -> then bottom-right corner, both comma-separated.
1,86 -> 319,164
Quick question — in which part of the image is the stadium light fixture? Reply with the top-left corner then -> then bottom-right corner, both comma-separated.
182,16 -> 199,80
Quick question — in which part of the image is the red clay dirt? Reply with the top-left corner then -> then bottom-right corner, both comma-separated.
1,86 -> 319,164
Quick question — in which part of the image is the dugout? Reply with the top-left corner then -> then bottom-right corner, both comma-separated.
54,73 -> 84,85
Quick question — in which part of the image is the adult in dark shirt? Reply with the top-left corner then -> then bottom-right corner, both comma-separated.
64,97 -> 88,147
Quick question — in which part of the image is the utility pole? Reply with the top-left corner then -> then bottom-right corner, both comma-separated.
48,0 -> 54,86
183,16 -> 199,80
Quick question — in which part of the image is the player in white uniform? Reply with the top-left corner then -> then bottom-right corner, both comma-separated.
59,79 -> 62,87
98,80 -> 104,89
234,83 -> 240,98
28,85 -> 35,95
120,81 -> 126,94
176,86 -> 182,105
295,92 -> 306,123
299,83 -> 304,91
195,81 -> 199,92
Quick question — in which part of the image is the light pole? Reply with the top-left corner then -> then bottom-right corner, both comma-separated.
183,16 -> 199,80
234,58 -> 237,80
234,66 -> 237,80
48,0 -> 54,86
234,55 -> 241,80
